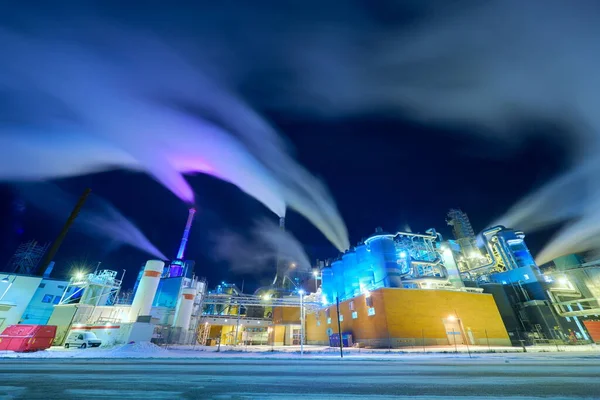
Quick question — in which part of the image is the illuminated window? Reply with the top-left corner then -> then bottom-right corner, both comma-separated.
42,294 -> 53,303
327,317 -> 331,324
523,274 -> 530,280
366,296 -> 373,307
352,311 -> 358,319
349,301 -> 355,311
339,315 -> 344,322
317,320 -> 321,326
368,307 -> 376,316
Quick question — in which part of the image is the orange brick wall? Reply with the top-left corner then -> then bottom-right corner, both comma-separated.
306,288 -> 510,347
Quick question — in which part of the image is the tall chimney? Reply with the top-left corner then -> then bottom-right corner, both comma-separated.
37,188 -> 91,276
176,207 -> 196,260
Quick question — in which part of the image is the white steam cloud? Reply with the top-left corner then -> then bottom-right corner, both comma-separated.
0,20 -> 349,253
212,219 -> 311,276
16,183 -> 167,260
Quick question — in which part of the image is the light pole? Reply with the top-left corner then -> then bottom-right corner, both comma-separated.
299,289 -> 305,356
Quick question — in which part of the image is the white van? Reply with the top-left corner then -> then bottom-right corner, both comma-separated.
64,331 -> 102,349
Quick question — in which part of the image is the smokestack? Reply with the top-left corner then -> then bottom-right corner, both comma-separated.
173,287 -> 197,330
176,207 -> 196,260
129,260 -> 164,322
36,188 -> 91,276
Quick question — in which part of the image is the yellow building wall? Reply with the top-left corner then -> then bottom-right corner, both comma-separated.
273,325 -> 286,346
306,288 -> 511,347
273,307 -> 300,324
382,289 -> 510,346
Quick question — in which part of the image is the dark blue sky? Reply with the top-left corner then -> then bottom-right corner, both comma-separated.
0,116 -> 565,291
0,1 -> 574,291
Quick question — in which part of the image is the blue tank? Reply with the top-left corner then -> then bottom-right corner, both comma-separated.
355,244 -> 374,291
342,251 -> 359,298
320,267 -> 335,305
331,259 -> 346,300
368,235 -> 402,288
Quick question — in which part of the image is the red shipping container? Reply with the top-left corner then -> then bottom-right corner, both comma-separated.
583,321 -> 600,344
0,325 -> 57,352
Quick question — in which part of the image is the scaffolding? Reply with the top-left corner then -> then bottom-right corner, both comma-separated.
59,270 -> 123,306
5,240 -> 50,274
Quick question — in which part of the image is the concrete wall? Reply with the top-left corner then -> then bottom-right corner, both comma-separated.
0,274 -> 42,331
20,278 -> 69,325
306,288 -> 511,348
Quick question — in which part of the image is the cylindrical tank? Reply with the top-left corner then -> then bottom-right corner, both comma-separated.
331,259 -> 346,300
321,267 -> 334,305
342,251 -> 359,298
128,260 -> 165,322
355,244 -> 374,291
368,236 -> 401,288
173,287 -> 197,329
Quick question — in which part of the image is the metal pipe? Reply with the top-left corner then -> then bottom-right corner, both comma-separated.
37,188 -> 91,276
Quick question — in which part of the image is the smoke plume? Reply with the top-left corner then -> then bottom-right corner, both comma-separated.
212,219 -> 311,276
16,183 -> 167,260
0,14 -> 349,252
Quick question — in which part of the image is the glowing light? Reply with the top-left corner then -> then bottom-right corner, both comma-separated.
322,295 -> 328,305
447,315 -> 457,321
558,277 -> 570,286
290,263 -> 297,268
74,271 -> 85,281
313,270 -> 319,277
298,289 -> 305,295
262,294 -> 271,301
399,251 -> 407,258
363,290 -> 371,298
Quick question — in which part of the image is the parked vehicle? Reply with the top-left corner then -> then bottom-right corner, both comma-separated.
64,331 -> 102,349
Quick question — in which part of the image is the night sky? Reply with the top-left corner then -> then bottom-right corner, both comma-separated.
0,1 -> 579,291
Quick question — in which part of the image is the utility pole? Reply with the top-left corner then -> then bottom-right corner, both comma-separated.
336,296 -> 343,358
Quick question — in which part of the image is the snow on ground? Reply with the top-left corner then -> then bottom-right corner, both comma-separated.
1,343 -> 599,360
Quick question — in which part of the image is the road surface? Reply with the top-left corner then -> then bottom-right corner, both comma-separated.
0,356 -> 598,399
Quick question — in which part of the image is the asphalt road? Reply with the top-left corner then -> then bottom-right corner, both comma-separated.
0,356 -> 598,399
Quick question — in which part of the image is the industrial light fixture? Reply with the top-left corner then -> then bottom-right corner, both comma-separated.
298,289 -> 305,295
312,270 -> 319,277
447,314 -> 457,321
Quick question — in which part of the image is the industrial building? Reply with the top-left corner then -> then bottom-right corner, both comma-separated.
45,207 -> 207,346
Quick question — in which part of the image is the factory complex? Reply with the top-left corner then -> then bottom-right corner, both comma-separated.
1,206 -> 600,351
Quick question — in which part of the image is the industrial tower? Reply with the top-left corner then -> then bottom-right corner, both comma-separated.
446,209 -> 486,270
5,240 -> 50,274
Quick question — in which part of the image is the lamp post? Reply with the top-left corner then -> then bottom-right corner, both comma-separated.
299,289 -> 305,356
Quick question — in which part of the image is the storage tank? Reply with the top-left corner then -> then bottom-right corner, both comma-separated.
321,266 -> 334,305
355,243 -> 374,291
173,287 -> 197,329
342,251 -> 359,298
128,260 -> 165,322
331,259 -> 346,300
367,234 -> 401,288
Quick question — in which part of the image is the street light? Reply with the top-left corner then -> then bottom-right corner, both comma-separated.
267,326 -> 274,351
298,289 -> 305,356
